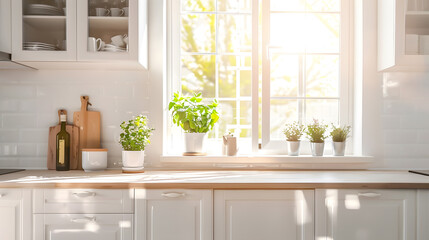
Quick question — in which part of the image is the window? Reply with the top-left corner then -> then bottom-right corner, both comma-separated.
167,0 -> 352,155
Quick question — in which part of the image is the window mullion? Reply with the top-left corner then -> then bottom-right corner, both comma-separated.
261,0 -> 271,148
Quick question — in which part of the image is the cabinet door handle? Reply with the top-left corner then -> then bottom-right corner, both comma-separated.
73,191 -> 96,198
70,217 -> 96,223
358,192 -> 381,198
161,192 -> 186,198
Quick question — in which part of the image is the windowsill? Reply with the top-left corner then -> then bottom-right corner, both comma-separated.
159,155 -> 374,170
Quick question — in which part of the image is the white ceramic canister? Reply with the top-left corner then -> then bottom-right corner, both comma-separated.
82,148 -> 108,172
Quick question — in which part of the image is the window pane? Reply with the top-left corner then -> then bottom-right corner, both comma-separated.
240,70 -> 252,97
240,101 -> 252,138
270,99 -> 299,140
307,0 -> 340,12
270,0 -> 306,11
305,99 -> 339,124
270,13 -> 306,52
182,0 -> 215,12
270,54 -> 299,97
218,0 -> 251,12
306,13 -> 339,53
181,55 -> 216,98
306,55 -> 339,97
218,14 -> 252,53
218,101 -> 237,136
181,14 -> 216,53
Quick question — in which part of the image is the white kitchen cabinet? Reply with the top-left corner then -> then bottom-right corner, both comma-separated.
378,0 -> 429,71
11,0 -> 147,69
0,189 -> 32,240
214,190 -> 314,240
315,189 -> 416,240
418,190 -> 429,240
33,213 -> 133,240
0,0 -> 11,53
135,189 -> 213,240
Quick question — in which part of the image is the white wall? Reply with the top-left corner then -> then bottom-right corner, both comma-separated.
0,70 -> 149,168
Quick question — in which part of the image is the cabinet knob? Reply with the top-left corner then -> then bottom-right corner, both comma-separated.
73,191 -> 96,198
0,193 -> 4,198
70,217 -> 96,223
358,192 -> 381,198
161,192 -> 186,198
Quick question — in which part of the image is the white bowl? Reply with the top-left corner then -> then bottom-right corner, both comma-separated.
82,149 -> 108,172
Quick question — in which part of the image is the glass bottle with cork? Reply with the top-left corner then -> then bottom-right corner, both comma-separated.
56,111 -> 70,171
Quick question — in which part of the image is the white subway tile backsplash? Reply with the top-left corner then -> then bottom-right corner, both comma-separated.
0,70 -> 149,168
384,130 -> 418,144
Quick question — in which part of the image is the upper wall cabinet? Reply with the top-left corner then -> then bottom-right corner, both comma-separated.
11,0 -> 147,70
378,0 -> 429,71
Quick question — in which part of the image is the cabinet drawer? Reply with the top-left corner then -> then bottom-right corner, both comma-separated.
33,189 -> 134,214
34,213 -> 133,240
0,188 -> 24,200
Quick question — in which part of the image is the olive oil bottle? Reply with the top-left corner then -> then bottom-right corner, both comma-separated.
56,113 -> 70,171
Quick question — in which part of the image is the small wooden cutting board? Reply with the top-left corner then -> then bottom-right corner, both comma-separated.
73,96 -> 101,170
47,110 -> 79,170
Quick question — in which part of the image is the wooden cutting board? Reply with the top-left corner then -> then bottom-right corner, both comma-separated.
47,110 -> 79,170
73,96 -> 101,170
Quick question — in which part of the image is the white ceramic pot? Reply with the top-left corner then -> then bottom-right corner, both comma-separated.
287,141 -> 300,156
122,150 -> 144,169
82,148 -> 108,172
310,142 -> 325,156
333,141 -> 346,156
184,132 -> 207,153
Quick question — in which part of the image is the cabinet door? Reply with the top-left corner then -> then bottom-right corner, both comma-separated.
11,0 -> 77,61
0,189 -> 31,240
34,214 -> 133,240
418,190 -> 429,240
316,189 -> 416,240
135,189 -> 213,240
76,0 -> 142,62
214,190 -> 314,240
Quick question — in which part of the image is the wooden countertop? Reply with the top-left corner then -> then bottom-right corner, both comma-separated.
0,170 -> 429,189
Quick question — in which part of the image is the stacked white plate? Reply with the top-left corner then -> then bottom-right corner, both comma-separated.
24,4 -> 64,16
23,42 -> 59,51
102,44 -> 127,52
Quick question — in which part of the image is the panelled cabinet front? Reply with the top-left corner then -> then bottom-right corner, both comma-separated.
315,189 -> 416,240
214,190 -> 314,240
135,189 -> 213,240
0,189 -> 31,240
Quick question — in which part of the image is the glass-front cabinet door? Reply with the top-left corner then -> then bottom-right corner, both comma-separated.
12,0 -> 77,61
77,0 -> 139,61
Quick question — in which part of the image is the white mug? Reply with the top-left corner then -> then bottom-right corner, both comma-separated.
111,34 -> 126,47
95,8 -> 110,16
110,8 -> 124,17
122,7 -> 129,17
88,37 -> 102,52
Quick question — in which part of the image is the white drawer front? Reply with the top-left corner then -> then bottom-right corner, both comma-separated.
34,214 -> 133,240
33,189 -> 134,214
0,188 -> 23,200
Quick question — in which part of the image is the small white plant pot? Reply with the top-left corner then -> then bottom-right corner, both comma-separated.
184,132 -> 207,153
122,150 -> 144,169
287,141 -> 301,156
310,142 -> 325,156
333,141 -> 346,156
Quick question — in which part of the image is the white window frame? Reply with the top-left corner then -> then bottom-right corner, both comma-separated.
165,0 -> 354,156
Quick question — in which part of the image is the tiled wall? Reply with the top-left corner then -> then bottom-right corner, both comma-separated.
382,72 -> 429,169
0,70 -> 149,169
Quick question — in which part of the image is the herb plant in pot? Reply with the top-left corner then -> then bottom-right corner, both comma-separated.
305,119 -> 328,156
330,124 -> 351,156
283,122 -> 305,156
169,92 -> 219,155
119,115 -> 154,170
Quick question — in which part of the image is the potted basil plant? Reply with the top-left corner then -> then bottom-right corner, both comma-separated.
305,119 -> 328,156
330,124 -> 351,156
119,115 -> 154,170
169,92 -> 219,154
283,122 -> 305,156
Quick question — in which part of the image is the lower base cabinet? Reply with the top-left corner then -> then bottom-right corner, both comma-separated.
418,190 -> 429,240
135,189 -> 213,240
0,189 -> 31,240
34,214 -> 133,240
214,190 -> 314,240
315,189 -> 416,240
